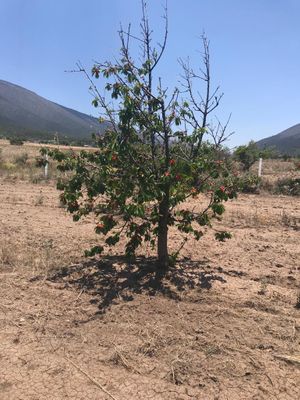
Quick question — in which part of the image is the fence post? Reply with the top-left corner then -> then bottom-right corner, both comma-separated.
258,157 -> 262,177
44,154 -> 49,179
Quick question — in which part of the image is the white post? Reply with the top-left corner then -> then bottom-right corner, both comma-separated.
258,157 -> 262,177
44,154 -> 49,179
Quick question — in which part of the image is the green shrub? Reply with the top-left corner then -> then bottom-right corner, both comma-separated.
233,141 -> 274,171
233,141 -> 261,171
239,174 -> 261,194
275,178 -> 300,196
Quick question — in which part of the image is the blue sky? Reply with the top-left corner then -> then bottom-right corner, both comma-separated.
0,0 -> 299,147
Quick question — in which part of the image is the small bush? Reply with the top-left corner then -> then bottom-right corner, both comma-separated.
282,154 -> 290,162
9,137 -> 24,146
239,174 -> 261,194
14,152 -> 29,166
233,141 -> 260,171
2,162 -> 16,170
275,178 -> 300,196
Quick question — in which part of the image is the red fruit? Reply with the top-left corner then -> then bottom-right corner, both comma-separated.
96,223 -> 104,229
220,186 -> 226,192
111,154 -> 118,161
164,171 -> 170,177
169,159 -> 175,166
175,174 -> 181,181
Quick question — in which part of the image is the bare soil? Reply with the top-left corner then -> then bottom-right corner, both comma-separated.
0,170 -> 299,398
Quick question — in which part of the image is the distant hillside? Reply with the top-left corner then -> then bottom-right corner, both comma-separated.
0,80 -> 108,142
257,124 -> 300,156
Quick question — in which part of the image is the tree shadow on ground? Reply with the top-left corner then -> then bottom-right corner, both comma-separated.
48,256 -> 226,313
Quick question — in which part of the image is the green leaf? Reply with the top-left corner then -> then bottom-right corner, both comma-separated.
211,203 -> 225,215
193,230 -> 203,240
105,234 -> 120,246
196,214 -> 210,226
175,117 -> 181,126
84,245 -> 104,257
215,231 -> 232,241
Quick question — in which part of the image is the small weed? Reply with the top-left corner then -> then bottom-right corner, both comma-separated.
281,210 -> 300,230
281,210 -> 291,227
109,346 -> 140,374
138,326 -> 166,357
167,352 -> 190,385
34,192 -> 44,206
30,173 -> 44,184
258,278 -> 268,295
204,344 -> 222,356
0,241 -> 17,270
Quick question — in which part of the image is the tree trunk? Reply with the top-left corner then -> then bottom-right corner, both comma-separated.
157,196 -> 169,269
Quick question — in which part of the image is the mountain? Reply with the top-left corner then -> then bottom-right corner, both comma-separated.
0,80 -> 108,142
257,124 -> 300,156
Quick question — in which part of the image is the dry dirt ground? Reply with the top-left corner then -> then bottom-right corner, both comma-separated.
0,155 -> 300,399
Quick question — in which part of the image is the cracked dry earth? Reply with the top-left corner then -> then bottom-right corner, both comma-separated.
0,180 -> 299,400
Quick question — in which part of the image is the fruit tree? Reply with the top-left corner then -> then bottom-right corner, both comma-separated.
44,1 -> 239,269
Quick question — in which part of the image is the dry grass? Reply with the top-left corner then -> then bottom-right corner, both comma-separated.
138,324 -> 168,357
0,139 -> 93,182
0,236 -> 81,276
109,345 -> 141,375
252,158 -> 297,176
224,201 -> 300,230
0,141 -> 53,182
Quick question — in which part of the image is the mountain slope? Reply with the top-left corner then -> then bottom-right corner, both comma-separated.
257,124 -> 300,156
0,80 -> 107,140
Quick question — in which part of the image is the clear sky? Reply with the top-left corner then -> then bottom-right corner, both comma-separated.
0,0 -> 299,147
